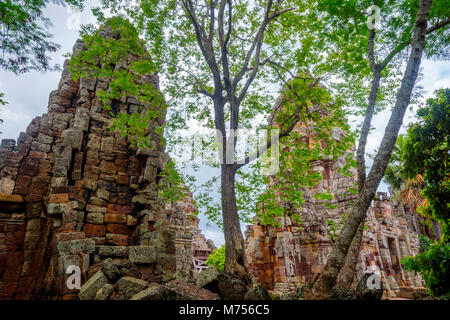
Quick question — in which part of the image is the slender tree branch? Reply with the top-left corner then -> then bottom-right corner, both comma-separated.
225,0 -> 232,48
153,58 -> 213,98
380,17 -> 450,69
426,17 -> 450,35
368,28 -> 376,72
310,0 -> 434,298
232,0 -> 274,89
183,0 -> 225,140
237,5 -> 293,104
183,0 -> 222,88
218,0 -> 232,92
356,15 -> 450,191
235,78 -> 322,168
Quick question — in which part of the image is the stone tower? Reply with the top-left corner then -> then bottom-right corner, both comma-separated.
245,96 -> 425,299
0,32 -> 212,299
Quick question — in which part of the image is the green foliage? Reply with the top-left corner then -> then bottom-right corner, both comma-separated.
0,0 -> 85,110
205,245 -> 225,272
326,214 -> 348,242
269,293 -> 278,300
78,2 -> 449,251
0,0 -> 85,134
315,0 -> 450,117
235,162 -> 265,225
385,89 -> 450,240
419,235 -> 433,254
0,93 -> 6,134
326,219 -> 340,242
402,241 -> 450,299
255,77 -> 356,227
0,93 -> 6,106
402,89 -> 450,238
0,0 -> 83,74
389,89 -> 450,299
82,1 -> 360,230
157,160 -> 190,203
68,17 -> 165,149
86,0 -> 358,206
68,17 -> 194,205
384,134 -> 411,191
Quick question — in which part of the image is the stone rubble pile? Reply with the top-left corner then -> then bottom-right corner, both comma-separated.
78,258 -> 220,300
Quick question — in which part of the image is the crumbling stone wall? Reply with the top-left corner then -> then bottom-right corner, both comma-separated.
356,193 -> 424,296
168,191 -> 216,277
245,183 -> 424,298
0,34 -> 212,299
191,220 -> 216,274
245,129 -> 359,295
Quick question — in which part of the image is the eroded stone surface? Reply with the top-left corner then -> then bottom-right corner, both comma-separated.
167,190 -> 216,279
113,276 -> 148,300
246,192 -> 427,298
130,282 -> 164,300
78,271 -> 109,300
163,279 -> 220,300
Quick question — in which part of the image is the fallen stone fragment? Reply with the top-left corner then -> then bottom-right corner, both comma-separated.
112,259 -> 143,279
130,283 -> 164,300
101,258 -> 121,282
129,246 -> 156,264
196,267 -> 219,293
356,273 -> 383,300
94,283 -> 114,300
113,276 -> 148,300
330,285 -> 359,300
163,279 -> 220,300
78,271 -> 109,300
217,272 -> 248,300
95,245 -> 129,258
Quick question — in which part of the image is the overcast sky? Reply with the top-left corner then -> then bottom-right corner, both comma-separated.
0,4 -> 449,247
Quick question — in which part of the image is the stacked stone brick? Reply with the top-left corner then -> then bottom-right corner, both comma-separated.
0,33 -> 213,299
191,219 -> 216,274
167,191 -> 216,277
167,192 -> 197,278
358,193 -> 424,296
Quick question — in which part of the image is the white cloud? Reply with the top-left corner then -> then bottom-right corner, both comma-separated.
432,78 -> 450,92
203,230 -> 225,247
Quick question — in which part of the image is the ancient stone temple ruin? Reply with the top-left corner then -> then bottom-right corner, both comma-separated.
0,30 -> 430,300
245,110 -> 425,299
0,35 -> 214,300
168,190 -> 216,276
191,223 -> 216,273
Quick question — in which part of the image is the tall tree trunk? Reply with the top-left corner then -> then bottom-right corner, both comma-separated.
356,69 -> 381,189
337,218 -> 365,288
306,0 -> 433,299
340,72 -> 380,288
432,220 -> 442,242
221,163 -> 250,283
